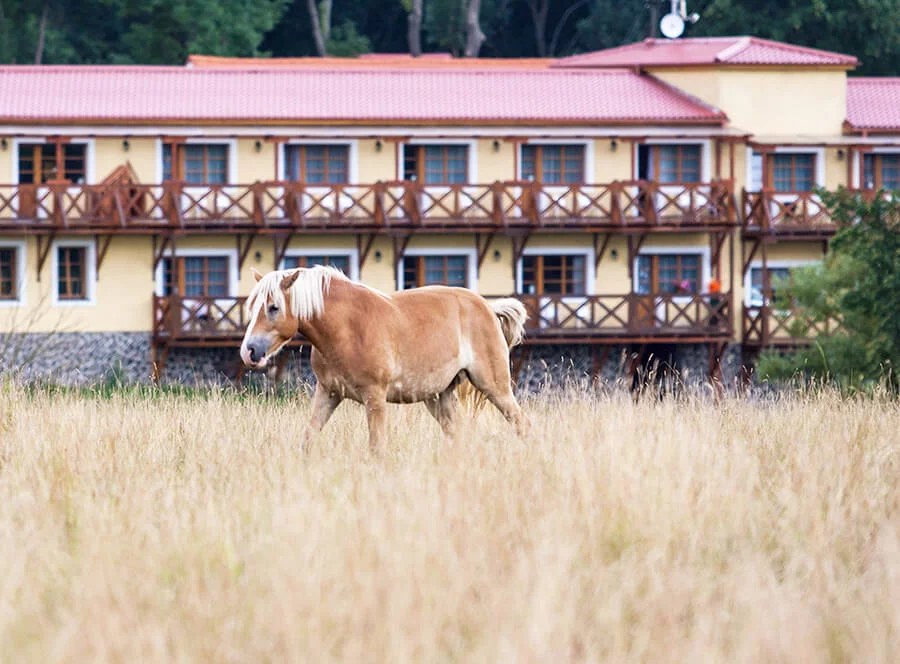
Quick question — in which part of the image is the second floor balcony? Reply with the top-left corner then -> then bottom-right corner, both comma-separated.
742,190 -> 837,236
0,180 -> 738,234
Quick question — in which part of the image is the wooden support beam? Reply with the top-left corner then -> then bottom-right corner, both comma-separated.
152,234 -> 174,272
236,233 -> 256,271
593,232 -> 613,269
357,233 -> 377,270
710,231 -> 728,280
273,233 -> 293,270
742,237 -> 761,278
509,231 -> 531,283
626,233 -> 648,279
475,231 -> 497,270
392,232 -> 413,271
95,234 -> 114,275
36,232 -> 56,282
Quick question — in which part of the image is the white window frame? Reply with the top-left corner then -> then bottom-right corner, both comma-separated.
278,139 -> 360,184
635,139 -> 712,183
11,137 -> 96,185
860,148 -> 900,190
396,247 -> 479,291
0,240 -> 27,307
51,239 -> 96,307
743,259 -> 817,308
517,139 -> 594,183
632,245 -> 712,301
281,246 -> 360,281
153,247 -> 240,297
155,138 -> 239,184
515,245 -> 596,296
397,138 -> 477,183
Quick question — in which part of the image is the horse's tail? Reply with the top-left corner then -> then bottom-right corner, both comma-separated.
490,298 -> 527,348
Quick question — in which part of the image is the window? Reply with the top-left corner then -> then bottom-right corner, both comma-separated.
283,254 -> 351,275
521,254 -> 586,295
863,154 -> 900,191
402,255 -> 468,289
403,145 -> 467,184
769,153 -> 815,192
0,248 -> 17,300
637,144 -> 702,184
163,144 -> 229,184
636,254 -> 701,295
285,145 -> 349,184
57,247 -> 87,300
161,256 -> 230,297
522,145 -> 584,184
18,142 -> 86,184
749,266 -> 793,307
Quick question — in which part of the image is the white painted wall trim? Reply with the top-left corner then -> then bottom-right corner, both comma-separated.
743,258 -> 818,306
10,137 -> 96,184
632,244 -> 712,295
281,246 -> 360,281
51,238 -> 97,307
152,247 -> 240,297
0,239 -> 27,307
399,138 -> 479,182
278,139 -> 360,184
395,246 -> 479,290
516,138 -> 594,182
515,245 -> 596,295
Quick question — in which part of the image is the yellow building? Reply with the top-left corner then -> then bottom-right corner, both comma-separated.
0,37 -> 896,385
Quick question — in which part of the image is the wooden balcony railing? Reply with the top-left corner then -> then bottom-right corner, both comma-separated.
742,190 -> 836,235
742,304 -> 842,347
152,292 -> 732,346
0,180 -> 737,232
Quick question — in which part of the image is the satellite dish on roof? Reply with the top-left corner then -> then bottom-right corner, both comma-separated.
660,12 -> 685,39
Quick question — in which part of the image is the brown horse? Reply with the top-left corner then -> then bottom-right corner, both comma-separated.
240,266 -> 529,450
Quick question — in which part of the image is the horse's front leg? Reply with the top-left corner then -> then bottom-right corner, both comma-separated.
301,383 -> 342,452
363,389 -> 388,453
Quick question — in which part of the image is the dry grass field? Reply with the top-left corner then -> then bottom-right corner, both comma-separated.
0,383 -> 899,663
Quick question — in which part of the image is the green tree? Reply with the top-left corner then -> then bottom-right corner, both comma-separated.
758,189 -> 900,390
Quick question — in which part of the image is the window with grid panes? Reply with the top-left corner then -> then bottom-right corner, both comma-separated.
636,254 -> 701,295
0,248 -> 17,300
57,247 -> 87,300
402,145 -> 467,184
520,255 -> 586,295
749,266 -> 792,307
402,255 -> 468,289
17,143 -> 86,184
161,256 -> 230,297
285,145 -> 349,184
770,153 -> 815,192
521,145 -> 584,184
863,154 -> 900,190
655,145 -> 701,183
162,144 -> 228,184
283,254 -> 351,274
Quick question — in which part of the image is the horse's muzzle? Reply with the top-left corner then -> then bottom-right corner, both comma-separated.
241,338 -> 270,368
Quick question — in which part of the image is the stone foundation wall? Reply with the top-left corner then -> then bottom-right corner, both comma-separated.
0,332 -> 745,392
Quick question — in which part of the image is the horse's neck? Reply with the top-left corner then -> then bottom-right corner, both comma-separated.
296,277 -> 368,348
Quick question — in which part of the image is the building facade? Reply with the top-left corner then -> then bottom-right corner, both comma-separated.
0,37 -> 897,386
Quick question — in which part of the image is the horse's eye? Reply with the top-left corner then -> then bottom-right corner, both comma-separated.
267,304 -> 279,315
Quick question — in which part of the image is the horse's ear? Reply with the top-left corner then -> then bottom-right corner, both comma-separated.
280,269 -> 300,291
249,267 -> 263,283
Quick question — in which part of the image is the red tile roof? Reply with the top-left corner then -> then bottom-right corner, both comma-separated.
553,37 -> 859,69
846,78 -> 900,132
0,66 -> 726,125
187,53 -> 553,70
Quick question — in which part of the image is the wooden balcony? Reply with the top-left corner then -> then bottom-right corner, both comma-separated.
0,180 -> 737,234
152,292 -> 733,348
742,304 -> 842,348
742,190 -> 837,237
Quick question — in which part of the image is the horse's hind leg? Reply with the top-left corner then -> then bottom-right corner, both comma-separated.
424,385 -> 461,442
465,358 -> 529,437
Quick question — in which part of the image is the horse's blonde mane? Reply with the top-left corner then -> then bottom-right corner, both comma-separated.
245,265 -> 346,323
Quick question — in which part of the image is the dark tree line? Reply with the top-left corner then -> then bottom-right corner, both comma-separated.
1,0 -> 898,74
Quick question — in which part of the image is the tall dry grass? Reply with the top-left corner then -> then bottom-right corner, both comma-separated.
0,384 -> 899,662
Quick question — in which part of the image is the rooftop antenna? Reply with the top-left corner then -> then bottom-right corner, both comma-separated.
660,0 -> 700,39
